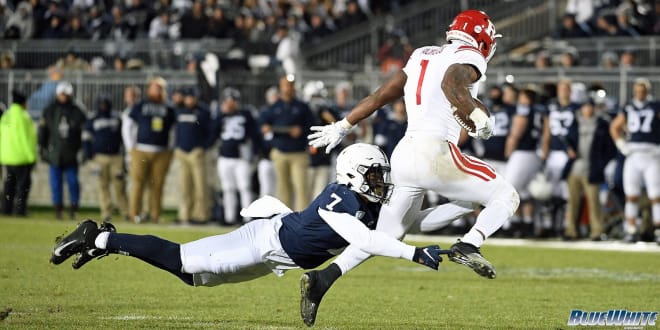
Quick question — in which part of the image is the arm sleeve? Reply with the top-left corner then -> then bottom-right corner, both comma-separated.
317,208 -> 415,260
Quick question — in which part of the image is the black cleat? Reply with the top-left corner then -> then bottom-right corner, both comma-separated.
50,219 -> 99,265
448,240 -> 496,279
300,271 -> 327,327
71,221 -> 116,269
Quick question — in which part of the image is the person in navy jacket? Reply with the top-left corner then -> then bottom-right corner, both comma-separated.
174,87 -> 212,224
82,95 -> 128,222
260,76 -> 314,211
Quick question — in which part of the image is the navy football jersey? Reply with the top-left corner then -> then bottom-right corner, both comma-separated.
516,103 -> 547,151
621,101 -> 660,145
279,183 -> 382,269
547,101 -> 580,151
481,104 -> 515,160
84,112 -> 122,155
217,109 -> 259,158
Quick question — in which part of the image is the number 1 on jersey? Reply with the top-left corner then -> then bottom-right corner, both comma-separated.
416,59 -> 429,105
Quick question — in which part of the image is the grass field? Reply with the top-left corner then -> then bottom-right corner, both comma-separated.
1,212 -> 659,329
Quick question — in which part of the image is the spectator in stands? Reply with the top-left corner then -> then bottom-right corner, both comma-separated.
616,1 -> 641,37
554,13 -> 589,39
620,49 -> 636,68
304,13 -> 332,45
180,1 -> 207,39
0,51 -> 14,70
108,5 -> 136,40
66,16 -> 91,39
654,2 -> 660,34
215,87 -> 260,224
88,5 -> 110,40
28,66 -> 63,115
566,0 -> 594,28
260,76 -> 313,211
122,77 -> 176,223
42,11 -> 68,39
336,0 -> 367,29
376,29 -> 413,77
38,81 -> 87,220
4,1 -> 34,39
148,9 -> 172,39
257,86 -> 278,198
563,99 -> 616,241
54,48 -> 91,72
559,51 -> 578,68
207,6 -> 233,39
594,14 -> 624,36
174,87 -> 212,224
534,51 -> 551,70
125,0 -> 150,33
0,90 -> 37,216
601,51 -> 619,69
82,95 -> 128,222
274,22 -> 300,75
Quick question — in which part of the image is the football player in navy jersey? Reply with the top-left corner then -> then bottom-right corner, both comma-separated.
505,89 -> 547,237
610,78 -> 660,243
50,144 -> 445,290
540,79 -> 581,236
214,87 -> 260,225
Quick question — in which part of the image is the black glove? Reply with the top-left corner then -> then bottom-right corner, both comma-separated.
412,245 -> 443,270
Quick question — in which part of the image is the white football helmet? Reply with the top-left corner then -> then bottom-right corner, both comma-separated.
528,173 -> 553,201
336,143 -> 393,204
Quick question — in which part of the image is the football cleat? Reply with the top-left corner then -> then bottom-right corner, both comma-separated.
300,271 -> 330,327
448,240 -> 496,279
71,221 -> 116,269
50,219 -> 99,265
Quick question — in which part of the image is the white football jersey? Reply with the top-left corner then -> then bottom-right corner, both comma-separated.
402,42 -> 487,144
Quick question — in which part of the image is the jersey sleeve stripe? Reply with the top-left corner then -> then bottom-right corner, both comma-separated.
448,142 -> 496,181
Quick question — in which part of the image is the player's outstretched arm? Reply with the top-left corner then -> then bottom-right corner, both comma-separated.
317,208 -> 443,270
308,70 -> 406,153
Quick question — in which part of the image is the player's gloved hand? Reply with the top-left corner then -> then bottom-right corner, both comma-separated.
615,138 -> 630,156
308,118 -> 353,154
467,108 -> 494,140
412,245 -> 443,270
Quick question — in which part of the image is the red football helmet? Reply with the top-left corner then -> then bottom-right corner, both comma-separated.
446,10 -> 502,62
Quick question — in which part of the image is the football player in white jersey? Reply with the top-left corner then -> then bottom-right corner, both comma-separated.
610,78 -> 660,243
304,9 -> 519,327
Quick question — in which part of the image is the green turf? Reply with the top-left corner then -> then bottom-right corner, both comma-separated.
1,214 -> 659,329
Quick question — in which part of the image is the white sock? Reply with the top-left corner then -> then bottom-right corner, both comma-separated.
625,201 -> 639,220
652,204 -> 660,226
462,227 -> 484,247
95,231 -> 111,249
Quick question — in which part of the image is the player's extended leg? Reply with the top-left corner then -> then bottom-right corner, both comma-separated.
641,154 -> 660,244
51,219 -> 194,285
436,143 -> 520,279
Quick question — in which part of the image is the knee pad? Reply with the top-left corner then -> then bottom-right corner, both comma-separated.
491,182 -> 520,217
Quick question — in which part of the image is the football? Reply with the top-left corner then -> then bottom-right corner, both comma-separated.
452,98 -> 491,133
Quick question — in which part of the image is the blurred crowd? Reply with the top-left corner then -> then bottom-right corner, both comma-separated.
0,72 -> 658,244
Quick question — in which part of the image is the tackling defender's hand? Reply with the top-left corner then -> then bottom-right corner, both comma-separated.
412,245 -> 444,270
467,109 -> 494,140
308,118 -> 353,154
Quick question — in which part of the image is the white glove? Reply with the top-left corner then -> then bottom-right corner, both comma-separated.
308,118 -> 354,154
467,108 -> 494,140
615,138 -> 630,156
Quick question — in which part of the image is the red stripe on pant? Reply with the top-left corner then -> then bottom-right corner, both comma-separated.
448,142 -> 496,181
